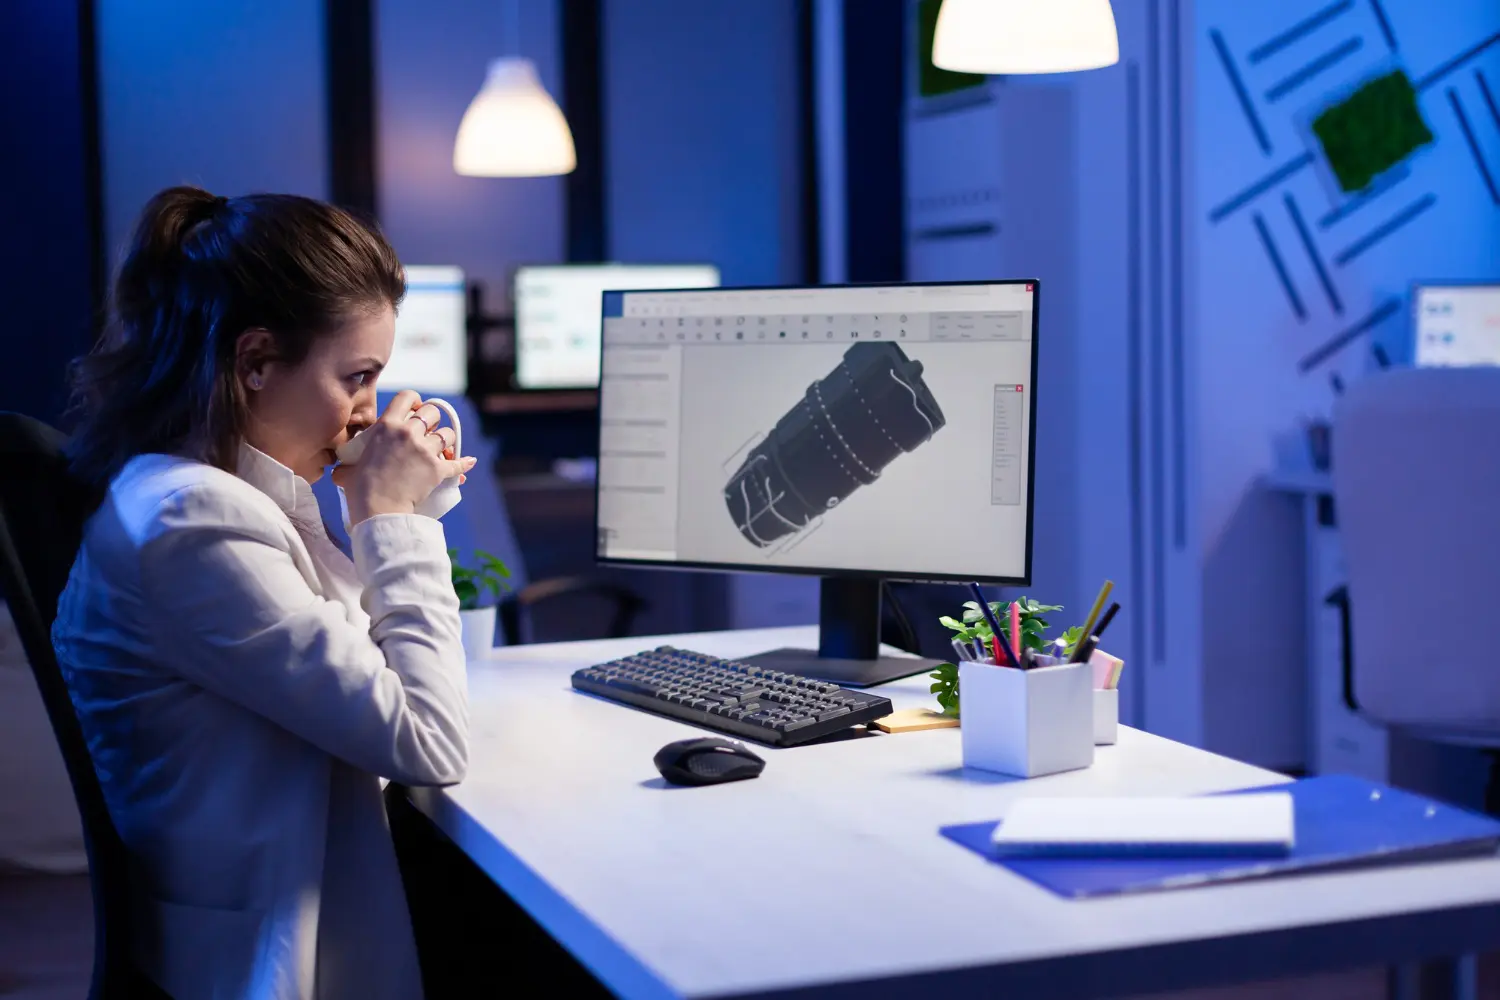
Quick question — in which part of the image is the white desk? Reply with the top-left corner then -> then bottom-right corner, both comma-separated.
408,626 -> 1500,999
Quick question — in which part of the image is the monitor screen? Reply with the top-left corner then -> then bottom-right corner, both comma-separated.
514,264 -> 720,389
386,265 -> 467,394
595,281 -> 1038,584
1414,284 -> 1500,368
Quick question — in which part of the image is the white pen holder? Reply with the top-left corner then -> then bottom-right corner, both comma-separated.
959,660 -> 1094,779
1093,688 -> 1119,745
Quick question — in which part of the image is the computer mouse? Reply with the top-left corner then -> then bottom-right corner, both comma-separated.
653,737 -> 765,787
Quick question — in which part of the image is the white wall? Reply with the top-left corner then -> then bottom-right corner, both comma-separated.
97,0 -> 329,259
1190,0 -> 1500,767
376,0 -> 566,302
897,0 -> 1306,764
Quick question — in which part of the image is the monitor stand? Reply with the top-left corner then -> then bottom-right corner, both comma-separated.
740,578 -> 946,688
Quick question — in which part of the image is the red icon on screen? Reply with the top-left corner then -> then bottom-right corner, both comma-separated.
1025,283 -> 1034,292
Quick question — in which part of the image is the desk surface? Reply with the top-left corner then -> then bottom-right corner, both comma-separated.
410,627 -> 1500,999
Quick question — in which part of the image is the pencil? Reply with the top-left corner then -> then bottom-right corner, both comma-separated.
1070,580 -> 1114,662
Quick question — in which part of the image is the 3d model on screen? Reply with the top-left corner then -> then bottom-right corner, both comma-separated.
724,342 -> 946,549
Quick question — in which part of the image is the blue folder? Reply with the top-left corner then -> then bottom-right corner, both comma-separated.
939,774 -> 1500,899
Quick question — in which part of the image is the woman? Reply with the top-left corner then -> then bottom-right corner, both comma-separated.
51,186 -> 476,999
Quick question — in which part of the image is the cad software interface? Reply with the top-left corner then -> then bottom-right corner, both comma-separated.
1415,285 -> 1500,367
514,264 -> 720,389
596,282 -> 1037,580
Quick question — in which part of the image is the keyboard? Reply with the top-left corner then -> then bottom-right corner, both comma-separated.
571,646 -> 895,747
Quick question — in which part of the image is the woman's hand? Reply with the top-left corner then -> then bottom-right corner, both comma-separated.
331,390 -> 477,524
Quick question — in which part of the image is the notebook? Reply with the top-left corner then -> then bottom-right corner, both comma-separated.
989,793 -> 1294,857
940,775 -> 1500,899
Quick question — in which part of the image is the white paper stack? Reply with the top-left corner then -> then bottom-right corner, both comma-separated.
990,793 -> 1295,857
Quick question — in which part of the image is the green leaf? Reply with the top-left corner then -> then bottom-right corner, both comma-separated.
961,608 -> 983,623
1060,625 -> 1085,656
453,578 -> 480,610
479,551 -> 512,578
929,662 -> 961,718
450,547 -> 512,602
938,615 -> 966,631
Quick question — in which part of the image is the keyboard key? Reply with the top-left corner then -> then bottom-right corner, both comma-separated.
571,648 -> 893,747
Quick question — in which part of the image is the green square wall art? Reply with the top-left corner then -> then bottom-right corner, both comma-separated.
1312,70 -> 1433,193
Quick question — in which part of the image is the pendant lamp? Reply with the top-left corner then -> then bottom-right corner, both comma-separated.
453,1 -> 576,177
931,0 -> 1120,75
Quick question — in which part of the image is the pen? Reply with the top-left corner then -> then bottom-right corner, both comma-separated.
951,637 -> 972,662
1074,634 -> 1099,664
1093,602 -> 1121,643
968,582 -> 1019,667
1070,580 -> 1115,662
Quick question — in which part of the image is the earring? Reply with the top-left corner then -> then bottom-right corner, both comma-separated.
248,375 -> 262,390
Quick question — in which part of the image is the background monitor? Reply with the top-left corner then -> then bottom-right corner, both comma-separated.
594,279 -> 1039,685
1413,284 -> 1500,368
385,265 -> 467,394
514,263 -> 720,389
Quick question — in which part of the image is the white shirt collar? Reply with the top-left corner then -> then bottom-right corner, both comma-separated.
235,443 -> 321,525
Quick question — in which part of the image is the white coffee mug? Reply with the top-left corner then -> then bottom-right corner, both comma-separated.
335,397 -> 463,526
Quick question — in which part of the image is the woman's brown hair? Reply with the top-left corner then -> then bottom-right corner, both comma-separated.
67,185 -> 405,486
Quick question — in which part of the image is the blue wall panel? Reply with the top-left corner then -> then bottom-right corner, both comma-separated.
603,0 -> 805,286
97,0 -> 329,259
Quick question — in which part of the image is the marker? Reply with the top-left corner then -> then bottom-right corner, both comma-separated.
968,583 -> 1019,667
1093,602 -> 1121,643
1009,601 -> 1021,663
951,638 -> 973,662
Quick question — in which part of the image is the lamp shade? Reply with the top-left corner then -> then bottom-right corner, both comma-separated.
932,0 -> 1120,75
453,57 -> 576,177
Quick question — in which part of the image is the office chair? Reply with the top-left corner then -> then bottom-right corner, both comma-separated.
1329,368 -> 1500,816
312,393 -> 646,645
0,413 -> 168,999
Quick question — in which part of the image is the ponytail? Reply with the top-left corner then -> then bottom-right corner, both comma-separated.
67,185 -> 404,486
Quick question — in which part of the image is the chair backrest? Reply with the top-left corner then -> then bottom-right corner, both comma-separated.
0,412 -> 138,998
1332,368 -> 1500,743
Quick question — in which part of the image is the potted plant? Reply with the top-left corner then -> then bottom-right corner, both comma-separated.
930,597 -> 1083,718
449,548 -> 512,660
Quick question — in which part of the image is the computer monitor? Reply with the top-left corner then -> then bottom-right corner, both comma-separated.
514,263 -> 720,389
1414,283 -> 1500,368
385,265 -> 467,394
595,279 -> 1040,686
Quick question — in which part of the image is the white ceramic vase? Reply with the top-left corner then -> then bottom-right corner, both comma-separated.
459,605 -> 497,662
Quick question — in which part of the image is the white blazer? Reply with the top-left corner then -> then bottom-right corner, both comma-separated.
51,444 -> 468,1000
